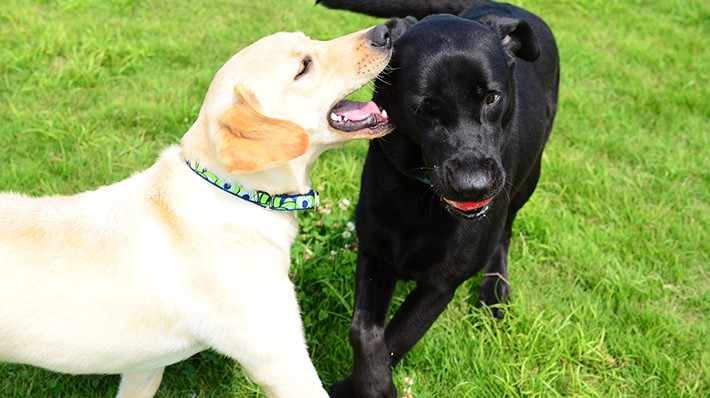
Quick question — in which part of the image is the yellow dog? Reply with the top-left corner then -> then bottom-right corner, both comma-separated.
0,22 -> 401,398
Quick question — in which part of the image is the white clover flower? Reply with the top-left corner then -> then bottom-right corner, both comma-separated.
403,376 -> 414,397
342,230 -> 352,239
346,221 -> 356,231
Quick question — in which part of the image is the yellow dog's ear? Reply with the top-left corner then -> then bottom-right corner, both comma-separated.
217,85 -> 309,173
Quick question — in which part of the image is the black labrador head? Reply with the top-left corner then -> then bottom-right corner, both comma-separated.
374,14 -> 539,219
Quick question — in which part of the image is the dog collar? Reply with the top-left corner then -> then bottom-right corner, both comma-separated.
185,160 -> 318,211
417,176 -> 433,186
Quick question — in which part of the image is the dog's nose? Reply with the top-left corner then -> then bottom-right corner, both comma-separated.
445,158 -> 500,200
368,24 -> 392,49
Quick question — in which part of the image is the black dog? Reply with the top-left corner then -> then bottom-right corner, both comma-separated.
319,1 -> 560,397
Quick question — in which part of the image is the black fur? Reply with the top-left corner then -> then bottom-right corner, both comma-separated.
319,1 -> 559,397
317,0 -> 486,19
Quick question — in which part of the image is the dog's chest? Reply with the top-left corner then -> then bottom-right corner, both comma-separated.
360,173 -> 505,281
359,190 -> 459,278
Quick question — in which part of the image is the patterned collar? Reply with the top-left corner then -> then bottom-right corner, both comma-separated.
185,160 -> 318,211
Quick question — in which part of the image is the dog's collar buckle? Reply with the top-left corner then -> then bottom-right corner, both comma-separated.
185,160 -> 318,211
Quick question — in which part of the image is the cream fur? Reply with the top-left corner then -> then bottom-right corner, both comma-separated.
0,26 -> 392,398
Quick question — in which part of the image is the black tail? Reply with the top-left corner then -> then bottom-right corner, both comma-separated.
316,0 -> 488,19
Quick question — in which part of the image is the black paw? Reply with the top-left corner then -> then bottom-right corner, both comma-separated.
329,375 -> 398,398
479,273 -> 510,319
329,377 -> 356,398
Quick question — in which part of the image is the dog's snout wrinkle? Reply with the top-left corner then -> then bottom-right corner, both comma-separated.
368,24 -> 392,49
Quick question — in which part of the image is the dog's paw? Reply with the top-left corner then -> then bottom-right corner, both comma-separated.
329,375 -> 398,398
329,377 -> 357,398
478,273 -> 510,319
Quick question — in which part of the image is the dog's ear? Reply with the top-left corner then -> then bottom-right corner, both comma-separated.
217,85 -> 310,173
482,16 -> 540,62
385,16 -> 418,42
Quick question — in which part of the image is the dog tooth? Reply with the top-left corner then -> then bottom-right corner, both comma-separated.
382,109 -> 388,118
330,112 -> 338,121
343,116 -> 349,122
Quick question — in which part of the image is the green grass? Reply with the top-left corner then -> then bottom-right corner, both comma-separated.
1,0 -> 708,396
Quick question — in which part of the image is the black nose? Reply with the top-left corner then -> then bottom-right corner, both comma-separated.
368,24 -> 392,49
445,157 -> 501,200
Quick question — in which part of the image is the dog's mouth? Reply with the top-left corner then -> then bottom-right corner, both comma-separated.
328,100 -> 392,137
443,197 -> 493,219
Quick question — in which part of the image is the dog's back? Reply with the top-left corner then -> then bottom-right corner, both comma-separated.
318,0 -> 488,19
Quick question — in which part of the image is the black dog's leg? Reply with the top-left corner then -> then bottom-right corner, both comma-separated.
479,156 -> 543,318
334,282 -> 456,398
479,231 -> 511,319
384,283 -> 457,368
330,253 -> 398,398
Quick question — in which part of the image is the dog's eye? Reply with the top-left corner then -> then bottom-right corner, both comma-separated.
485,93 -> 500,106
295,57 -> 312,80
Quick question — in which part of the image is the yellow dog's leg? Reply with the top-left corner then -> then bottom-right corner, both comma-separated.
117,367 -> 165,398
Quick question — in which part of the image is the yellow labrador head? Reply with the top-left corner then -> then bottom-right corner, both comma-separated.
191,23 -> 403,175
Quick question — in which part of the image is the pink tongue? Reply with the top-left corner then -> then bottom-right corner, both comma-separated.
446,198 -> 492,211
337,101 -> 382,121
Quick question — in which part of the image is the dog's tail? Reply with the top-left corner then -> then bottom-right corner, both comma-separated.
316,0 -> 488,19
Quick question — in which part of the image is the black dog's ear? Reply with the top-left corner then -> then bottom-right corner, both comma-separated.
385,16 -> 418,42
481,16 -> 540,62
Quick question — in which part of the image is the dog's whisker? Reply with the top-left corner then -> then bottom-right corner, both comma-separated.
404,166 -> 435,175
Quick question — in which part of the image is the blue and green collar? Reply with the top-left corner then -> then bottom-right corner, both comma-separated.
186,160 -> 318,211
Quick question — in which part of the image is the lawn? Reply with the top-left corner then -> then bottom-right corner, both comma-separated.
0,0 -> 707,397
